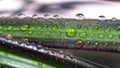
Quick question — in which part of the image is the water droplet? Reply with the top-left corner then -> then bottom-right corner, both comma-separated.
104,43 -> 108,48
93,26 -> 99,31
0,26 -> 3,29
112,17 -> 117,21
85,41 -> 90,46
18,14 -> 26,19
76,13 -> 85,20
98,34 -> 104,39
117,46 -> 120,52
38,31 -> 42,35
93,42 -> 99,48
66,27 -> 77,37
46,31 -> 51,35
28,31 -> 33,35
32,14 -> 39,19
79,32 -> 87,38
53,15 -> 59,18
7,26 -> 13,30
20,25 -> 29,31
75,41 -> 83,48
84,27 -> 88,31
108,34 -> 114,39
52,26 -> 58,30
116,26 -> 120,31
44,14 -> 49,18
105,28 -> 110,33
98,15 -> 105,21
90,34 -> 94,37
5,34 -> 12,40
77,24 -> 81,29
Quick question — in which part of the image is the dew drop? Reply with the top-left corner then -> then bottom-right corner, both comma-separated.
32,14 -> 39,19
53,15 -> 59,18
93,42 -> 99,48
44,14 -> 49,18
98,34 -> 104,39
28,31 -> 33,35
0,26 -> 3,29
18,14 -> 26,19
52,26 -> 58,30
75,41 -> 83,48
38,31 -> 42,35
66,27 -> 77,37
85,41 -> 90,46
93,26 -> 99,31
112,17 -> 117,21
46,31 -> 51,35
7,26 -> 13,30
20,25 -> 29,31
79,32 -> 87,38
98,15 -> 105,21
104,43 -> 108,48
117,46 -> 120,52
105,28 -> 111,33
77,24 -> 81,29
76,13 -> 85,20
108,34 -> 114,39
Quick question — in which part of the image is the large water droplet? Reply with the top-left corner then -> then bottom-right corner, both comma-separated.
76,13 -> 85,20
20,25 -> 29,31
98,15 -> 105,21
66,27 -> 77,37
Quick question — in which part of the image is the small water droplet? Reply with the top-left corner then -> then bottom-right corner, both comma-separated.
85,41 -> 90,46
0,26 -> 3,29
20,25 -> 29,31
112,17 -> 117,21
93,26 -> 99,31
93,42 -> 99,48
98,15 -> 105,21
53,15 -> 59,18
76,13 -> 85,20
77,24 -> 81,29
75,41 -> 83,48
104,43 -> 108,48
46,31 -> 51,35
52,26 -> 58,30
98,34 -> 104,39
108,34 -> 114,39
44,14 -> 49,18
7,26 -> 13,30
18,14 -> 26,19
38,31 -> 42,35
28,31 -> 33,35
32,14 -> 39,19
66,27 -> 77,37
117,46 -> 120,52
105,28 -> 111,33
79,32 -> 87,38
